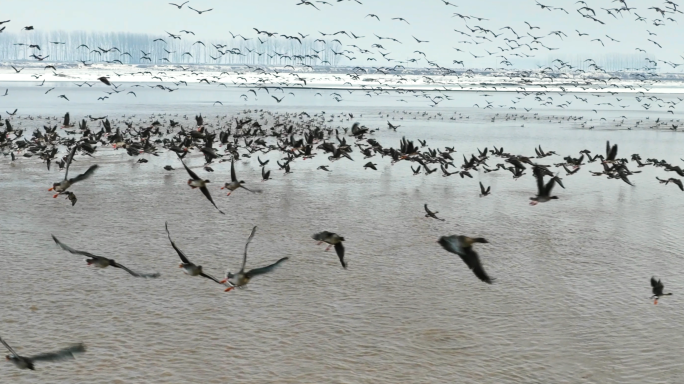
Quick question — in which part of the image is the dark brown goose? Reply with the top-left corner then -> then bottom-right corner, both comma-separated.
1,337 -> 85,370
438,235 -> 493,284
52,235 -> 160,278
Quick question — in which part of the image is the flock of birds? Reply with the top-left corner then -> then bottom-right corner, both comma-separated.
1,0 -> 683,376
2,107 -> 683,368
2,0 -> 684,119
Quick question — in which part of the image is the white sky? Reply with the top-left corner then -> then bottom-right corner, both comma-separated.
2,0 -> 683,69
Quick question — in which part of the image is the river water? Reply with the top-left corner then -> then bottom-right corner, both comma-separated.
1,82 -> 683,383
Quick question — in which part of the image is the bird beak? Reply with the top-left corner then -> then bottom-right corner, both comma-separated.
48,187 -> 53,191
220,187 -> 224,189
224,287 -> 234,292
178,264 -> 183,268
219,278 -> 227,284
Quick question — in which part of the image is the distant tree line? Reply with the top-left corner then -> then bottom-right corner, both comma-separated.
538,53 -> 657,72
0,30 -> 351,67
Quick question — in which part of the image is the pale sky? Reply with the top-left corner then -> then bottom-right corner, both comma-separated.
2,0 -> 683,70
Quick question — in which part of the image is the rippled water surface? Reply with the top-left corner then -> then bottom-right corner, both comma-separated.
1,85 -> 684,383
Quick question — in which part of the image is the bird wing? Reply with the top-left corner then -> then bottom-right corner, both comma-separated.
334,243 -> 346,269
616,167 -> 634,186
544,177 -> 557,195
199,186 -> 224,214
0,337 -> 19,356
240,185 -> 258,193
230,158 -> 237,182
608,144 -> 618,161
68,164 -> 98,183
457,248 -> 493,284
52,235 -> 102,259
240,226 -> 258,273
199,272 -> 224,284
424,204 -> 431,214
438,236 -> 493,284
63,145 -> 77,180
438,236 -> 465,255
245,257 -> 289,278
110,261 -> 160,278
29,343 -> 85,362
479,182 -> 486,194
533,166 -> 545,195
673,179 -> 684,191
651,277 -> 659,288
164,222 -> 191,264
312,231 -> 331,242
178,155 -> 200,180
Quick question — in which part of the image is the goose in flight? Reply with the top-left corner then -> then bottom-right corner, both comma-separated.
1,337 -> 85,370
220,226 -> 289,290
221,158 -> 259,196
424,204 -> 445,221
169,1 -> 189,8
178,154 -> 224,214
188,6 -> 213,14
165,222 -> 225,285
438,235 -> 493,283
52,235 -> 160,278
48,146 -> 98,197
312,231 -> 346,269
529,165 -> 559,205
651,277 -> 672,305
479,182 -> 491,197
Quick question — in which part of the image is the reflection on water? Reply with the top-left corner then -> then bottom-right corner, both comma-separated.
1,85 -> 684,383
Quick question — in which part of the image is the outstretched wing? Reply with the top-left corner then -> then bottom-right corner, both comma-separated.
165,222 -> 191,264
438,236 -> 493,284
240,226 -> 258,273
312,231 -> 331,242
460,248 -> 493,284
199,186 -> 224,214
69,164 -> 98,183
199,272 -> 224,284
479,182 -> 486,194
544,177 -> 557,195
30,343 -> 85,362
246,257 -> 288,278
533,166 -> 545,195
63,145 -> 78,180
334,243 -> 347,269
178,154 -> 200,180
0,337 -> 19,356
52,235 -> 101,259
438,236 -> 465,257
230,158 -> 237,182
111,261 -> 160,278
651,277 -> 659,289
424,204 -> 431,214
